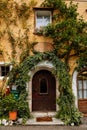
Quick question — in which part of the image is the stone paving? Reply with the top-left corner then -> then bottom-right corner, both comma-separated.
0,125 -> 87,130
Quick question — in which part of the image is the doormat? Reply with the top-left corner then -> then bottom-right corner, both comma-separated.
36,116 -> 52,122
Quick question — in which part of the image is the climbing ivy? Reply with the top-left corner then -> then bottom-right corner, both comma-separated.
0,0 -> 86,125
8,52 -> 82,125
76,51 -> 87,71
0,0 -> 37,61
41,0 -> 87,66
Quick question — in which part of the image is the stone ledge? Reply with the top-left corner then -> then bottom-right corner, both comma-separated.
25,117 -> 64,125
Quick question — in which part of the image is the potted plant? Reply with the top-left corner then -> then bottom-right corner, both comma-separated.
8,94 -> 18,121
9,110 -> 17,121
2,94 -> 18,120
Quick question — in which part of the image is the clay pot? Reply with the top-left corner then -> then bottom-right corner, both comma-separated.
9,111 -> 17,120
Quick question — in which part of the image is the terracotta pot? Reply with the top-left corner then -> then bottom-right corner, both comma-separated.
9,111 -> 17,120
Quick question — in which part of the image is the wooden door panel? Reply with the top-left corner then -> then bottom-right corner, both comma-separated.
78,99 -> 87,114
32,70 -> 56,111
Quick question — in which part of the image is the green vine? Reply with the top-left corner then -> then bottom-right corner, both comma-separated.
0,0 -> 86,125
8,52 -> 82,125
16,0 -> 37,20
0,0 -> 37,61
41,0 -> 87,67
76,51 -> 87,71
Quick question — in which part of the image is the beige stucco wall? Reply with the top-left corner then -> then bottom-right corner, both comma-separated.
70,0 -> 87,22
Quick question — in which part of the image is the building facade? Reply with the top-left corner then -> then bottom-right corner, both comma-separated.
0,0 -> 87,117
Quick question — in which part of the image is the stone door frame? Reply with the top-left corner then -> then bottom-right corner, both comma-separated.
26,61 -> 60,116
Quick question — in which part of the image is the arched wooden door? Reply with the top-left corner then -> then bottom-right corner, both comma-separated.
77,69 -> 87,116
32,70 -> 56,111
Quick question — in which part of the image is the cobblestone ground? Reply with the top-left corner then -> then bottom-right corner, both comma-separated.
0,125 -> 87,130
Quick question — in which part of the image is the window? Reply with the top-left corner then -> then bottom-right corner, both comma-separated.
0,65 -> 10,77
39,78 -> 48,94
35,10 -> 52,30
77,70 -> 87,99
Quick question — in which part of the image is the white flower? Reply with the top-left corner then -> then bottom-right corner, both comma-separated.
71,123 -> 74,126
9,120 -> 13,126
4,122 -> 8,126
2,119 -> 7,125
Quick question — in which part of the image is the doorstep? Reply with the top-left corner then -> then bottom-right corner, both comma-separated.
25,112 -> 64,125
25,117 -> 64,125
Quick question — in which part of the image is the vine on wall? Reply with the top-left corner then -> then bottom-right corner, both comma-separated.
0,0 -> 86,125
41,0 -> 87,68
8,52 -> 82,125
0,0 -> 37,62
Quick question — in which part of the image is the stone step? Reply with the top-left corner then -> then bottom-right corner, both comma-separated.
25,117 -> 64,125
81,117 -> 87,125
31,112 -> 56,118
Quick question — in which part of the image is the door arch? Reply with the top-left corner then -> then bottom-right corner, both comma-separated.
32,69 -> 56,111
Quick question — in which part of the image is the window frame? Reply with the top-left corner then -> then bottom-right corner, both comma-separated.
39,77 -> 48,95
33,7 -> 53,33
0,62 -> 12,79
77,69 -> 87,99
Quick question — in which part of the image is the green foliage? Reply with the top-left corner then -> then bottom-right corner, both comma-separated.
0,94 -> 17,118
0,0 -> 85,125
56,95 -> 82,125
8,64 -> 30,93
16,0 -> 37,19
16,2 -> 30,19
2,94 -> 17,112
77,51 -> 87,71
17,93 -> 30,119
7,51 -> 82,125
42,0 -> 87,65
0,92 -> 3,117
0,0 -> 37,61
0,93 -> 30,119
42,0 -> 78,19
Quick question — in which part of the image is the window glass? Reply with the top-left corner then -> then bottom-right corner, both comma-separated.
36,10 -> 51,29
40,78 -> 48,94
78,90 -> 82,99
84,90 -> 87,98
78,80 -> 82,90
0,66 -> 10,76
83,80 -> 87,89
77,70 -> 87,99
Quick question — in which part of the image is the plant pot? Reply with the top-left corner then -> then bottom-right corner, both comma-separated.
9,111 -> 17,120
